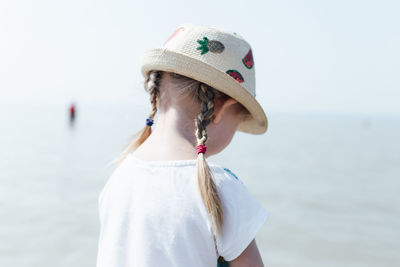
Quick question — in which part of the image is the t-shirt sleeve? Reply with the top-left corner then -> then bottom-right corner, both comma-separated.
215,168 -> 269,261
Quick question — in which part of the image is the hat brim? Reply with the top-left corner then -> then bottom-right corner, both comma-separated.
140,48 -> 268,134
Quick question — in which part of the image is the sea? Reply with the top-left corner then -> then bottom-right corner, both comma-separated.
0,103 -> 399,267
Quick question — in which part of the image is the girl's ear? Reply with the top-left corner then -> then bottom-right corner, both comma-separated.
212,98 -> 238,124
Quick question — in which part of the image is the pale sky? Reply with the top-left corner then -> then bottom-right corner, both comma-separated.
1,0 -> 399,114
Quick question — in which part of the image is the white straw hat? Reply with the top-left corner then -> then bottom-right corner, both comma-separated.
140,24 -> 268,134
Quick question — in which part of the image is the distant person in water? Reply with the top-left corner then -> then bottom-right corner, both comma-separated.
69,103 -> 76,122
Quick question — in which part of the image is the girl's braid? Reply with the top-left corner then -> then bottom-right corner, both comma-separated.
145,71 -> 162,119
195,82 -> 223,238
116,70 -> 162,164
195,83 -> 215,145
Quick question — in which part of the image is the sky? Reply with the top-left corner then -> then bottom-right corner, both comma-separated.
0,0 -> 399,115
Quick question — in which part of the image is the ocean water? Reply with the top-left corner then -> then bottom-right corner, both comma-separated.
0,103 -> 399,267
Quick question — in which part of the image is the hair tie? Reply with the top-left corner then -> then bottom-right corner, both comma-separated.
196,144 -> 207,154
146,118 -> 154,126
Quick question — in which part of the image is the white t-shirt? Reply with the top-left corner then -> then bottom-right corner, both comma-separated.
96,152 -> 268,267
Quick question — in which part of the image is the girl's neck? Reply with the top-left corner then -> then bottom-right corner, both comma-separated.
132,109 -> 202,161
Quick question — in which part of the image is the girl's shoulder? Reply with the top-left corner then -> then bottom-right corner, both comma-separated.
207,163 -> 245,187
124,152 -> 244,187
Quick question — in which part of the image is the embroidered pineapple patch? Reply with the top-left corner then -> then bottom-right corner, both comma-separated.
197,37 -> 225,55
226,70 -> 244,83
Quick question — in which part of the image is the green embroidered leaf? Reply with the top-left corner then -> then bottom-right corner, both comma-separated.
196,37 -> 210,55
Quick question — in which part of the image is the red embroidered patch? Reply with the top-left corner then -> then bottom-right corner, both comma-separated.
242,49 -> 254,69
165,27 -> 184,45
226,70 -> 244,83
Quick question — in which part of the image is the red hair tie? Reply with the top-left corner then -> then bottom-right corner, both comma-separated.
196,144 -> 207,154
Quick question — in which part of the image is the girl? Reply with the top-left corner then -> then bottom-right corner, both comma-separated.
96,24 -> 269,267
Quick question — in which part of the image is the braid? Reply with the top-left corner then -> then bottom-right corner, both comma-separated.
195,83 -> 215,145
145,71 -> 161,119
117,70 -> 162,163
195,83 -> 224,237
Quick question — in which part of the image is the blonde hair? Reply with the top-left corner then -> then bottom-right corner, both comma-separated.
121,70 -> 249,236
118,71 -> 162,161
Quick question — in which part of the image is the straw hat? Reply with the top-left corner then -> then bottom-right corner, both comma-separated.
140,24 -> 268,134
